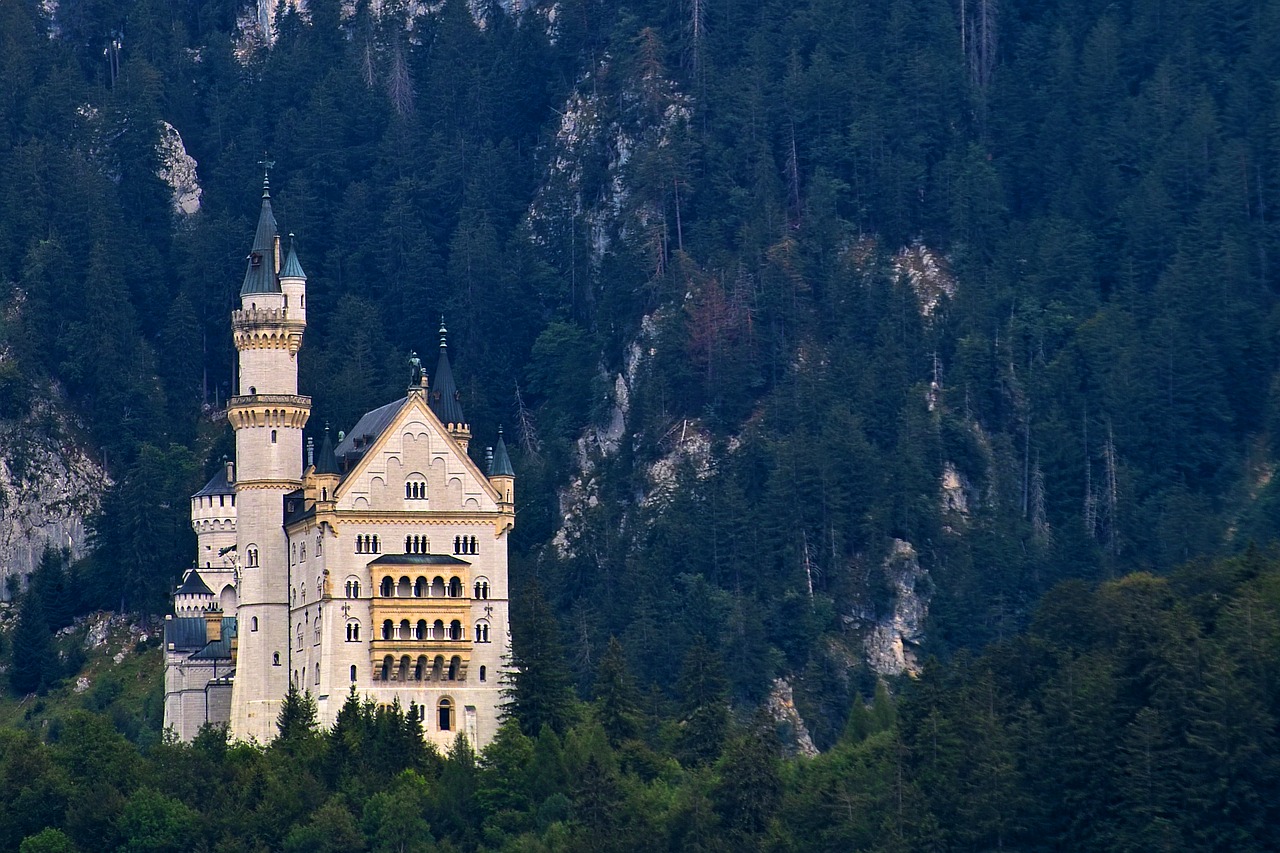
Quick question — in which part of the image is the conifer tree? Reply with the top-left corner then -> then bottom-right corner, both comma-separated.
505,580 -> 577,736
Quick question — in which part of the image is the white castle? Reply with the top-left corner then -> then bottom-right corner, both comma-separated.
163,177 -> 515,749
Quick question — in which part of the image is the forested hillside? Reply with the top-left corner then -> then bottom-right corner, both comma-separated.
1,0 -> 1279,803
0,549 -> 1276,850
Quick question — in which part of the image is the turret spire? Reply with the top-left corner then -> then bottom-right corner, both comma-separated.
490,425 -> 514,477
241,166 -> 281,296
430,317 -> 466,428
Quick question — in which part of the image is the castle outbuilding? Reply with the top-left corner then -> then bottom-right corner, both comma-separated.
164,178 -> 514,749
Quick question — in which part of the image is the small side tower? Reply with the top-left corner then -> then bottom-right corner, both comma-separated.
430,320 -> 470,451
227,172 -> 311,742
488,426 -> 515,534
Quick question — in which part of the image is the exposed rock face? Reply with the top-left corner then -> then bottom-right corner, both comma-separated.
0,397 -> 109,597
156,122 -> 202,217
894,242 -> 956,318
861,539 -> 930,677
552,316 -> 653,558
765,677 -> 818,757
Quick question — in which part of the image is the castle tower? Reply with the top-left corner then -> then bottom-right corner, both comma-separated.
227,174 -> 311,742
429,320 -> 471,451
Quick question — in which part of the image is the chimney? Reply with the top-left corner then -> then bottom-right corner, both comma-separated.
205,605 -> 223,643
225,460 -> 235,484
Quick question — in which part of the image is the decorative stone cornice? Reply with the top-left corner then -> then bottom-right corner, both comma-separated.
233,478 -> 304,490
227,394 -> 311,430
232,307 -> 305,353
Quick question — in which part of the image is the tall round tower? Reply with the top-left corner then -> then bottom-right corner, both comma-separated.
227,174 -> 310,742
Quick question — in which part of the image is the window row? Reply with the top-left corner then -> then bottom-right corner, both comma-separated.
453,535 -> 479,555
376,653 -> 480,685
349,576 -> 488,599
351,619 -> 489,643
379,574 -> 464,598
245,546 -> 260,568
382,618 -> 465,641
296,618 -> 322,650
194,494 -> 235,509
292,664 -> 319,687
405,535 -> 431,554
355,534 -> 380,554
406,480 -> 427,499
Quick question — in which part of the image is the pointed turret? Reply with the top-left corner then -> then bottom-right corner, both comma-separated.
489,426 -> 514,477
489,426 -> 514,530
279,232 -> 308,326
430,319 -> 470,450
281,233 -> 307,280
241,174 -> 281,296
315,423 -> 338,475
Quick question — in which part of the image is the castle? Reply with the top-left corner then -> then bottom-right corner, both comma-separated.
163,177 -> 514,749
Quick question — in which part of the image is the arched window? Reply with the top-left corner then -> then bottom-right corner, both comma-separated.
251,617 -> 259,632
480,665 -> 487,682
449,576 -> 463,598
414,577 -> 427,597
296,624 -> 303,651
475,621 -> 490,643
382,620 -> 393,640
380,577 -> 393,597
416,619 -> 428,640
433,619 -> 445,640
432,576 -> 446,597
314,618 -> 321,645
448,656 -> 460,680
449,620 -> 462,641
273,652 -> 280,666
271,430 -> 277,444
372,535 -> 379,553
397,576 -> 412,597
350,665 -> 357,682
399,619 -> 411,640
314,663 -> 320,685
438,698 -> 453,731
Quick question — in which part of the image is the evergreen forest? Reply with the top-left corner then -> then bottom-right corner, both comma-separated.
1,0 -> 1279,847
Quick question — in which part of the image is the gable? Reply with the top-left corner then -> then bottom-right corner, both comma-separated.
335,395 -> 499,514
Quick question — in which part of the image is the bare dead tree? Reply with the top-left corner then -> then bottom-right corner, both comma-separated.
387,40 -> 415,118
514,384 -> 542,457
1103,421 -> 1119,557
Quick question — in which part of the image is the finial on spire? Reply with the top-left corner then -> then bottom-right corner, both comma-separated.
439,316 -> 448,349
258,155 -> 275,196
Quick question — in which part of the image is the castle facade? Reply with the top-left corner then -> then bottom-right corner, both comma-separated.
164,179 -> 514,749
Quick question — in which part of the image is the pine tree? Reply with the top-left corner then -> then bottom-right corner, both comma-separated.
594,637 -> 644,745
505,580 -> 577,736
9,590 -> 55,695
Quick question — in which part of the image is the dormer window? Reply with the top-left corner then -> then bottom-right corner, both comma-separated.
250,251 -> 262,267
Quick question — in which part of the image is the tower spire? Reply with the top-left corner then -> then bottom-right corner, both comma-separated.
241,163 -> 281,296
430,317 -> 466,428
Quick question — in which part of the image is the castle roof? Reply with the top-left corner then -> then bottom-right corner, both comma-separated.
314,423 -> 338,475
192,465 -> 234,498
430,321 -> 466,427
191,618 -> 238,661
175,569 -> 214,597
333,397 -> 408,468
165,616 -> 209,650
241,177 -> 281,296
367,553 -> 472,566
280,233 -> 306,280
489,426 -> 514,477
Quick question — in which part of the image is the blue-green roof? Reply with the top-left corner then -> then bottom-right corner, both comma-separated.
241,182 -> 281,296
281,234 -> 306,280
490,427 -> 514,477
